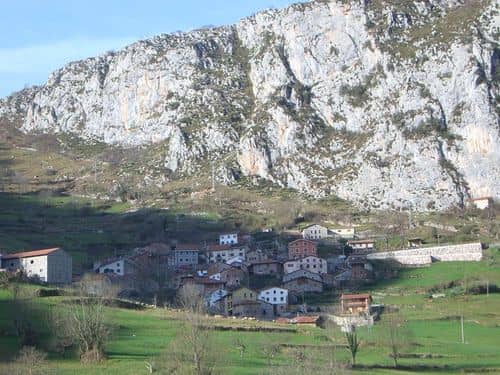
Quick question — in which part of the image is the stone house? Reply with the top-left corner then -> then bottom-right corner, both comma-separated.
173,244 -> 199,268
287,239 -> 318,259
258,287 -> 288,315
284,256 -> 327,275
231,287 -> 261,317
233,300 -> 261,317
302,224 -> 329,240
340,293 -> 372,315
232,287 -> 257,305
1,248 -> 72,284
348,256 -> 373,280
205,244 -> 247,264
219,267 -> 247,289
282,269 -> 323,294
247,249 -> 268,263
249,260 -> 282,276
180,276 -> 227,296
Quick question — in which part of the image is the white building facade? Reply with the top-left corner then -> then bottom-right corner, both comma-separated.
258,287 -> 288,305
1,248 -> 72,284
206,244 -> 247,264
219,233 -> 238,245
284,256 -> 327,275
302,224 -> 329,240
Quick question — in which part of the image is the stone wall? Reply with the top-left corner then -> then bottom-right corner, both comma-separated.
367,242 -> 482,266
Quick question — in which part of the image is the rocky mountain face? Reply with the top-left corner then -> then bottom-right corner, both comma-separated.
1,0 -> 499,211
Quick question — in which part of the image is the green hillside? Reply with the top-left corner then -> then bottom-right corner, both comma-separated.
1,249 -> 498,374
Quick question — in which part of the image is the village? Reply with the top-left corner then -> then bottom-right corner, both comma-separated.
0,219 -> 485,328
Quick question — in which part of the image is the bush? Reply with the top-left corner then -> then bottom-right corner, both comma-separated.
35,288 -> 63,297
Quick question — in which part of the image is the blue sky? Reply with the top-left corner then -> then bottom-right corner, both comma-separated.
0,0 -> 297,97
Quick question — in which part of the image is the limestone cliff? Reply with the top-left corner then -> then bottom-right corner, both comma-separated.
1,0 -> 499,210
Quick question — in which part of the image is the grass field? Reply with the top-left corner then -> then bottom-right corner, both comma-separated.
1,249 -> 499,374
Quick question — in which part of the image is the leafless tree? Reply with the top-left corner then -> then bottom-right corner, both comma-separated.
12,346 -> 48,375
380,312 -> 411,367
262,341 -> 280,367
161,284 -> 217,374
55,276 -> 115,363
233,338 -> 246,359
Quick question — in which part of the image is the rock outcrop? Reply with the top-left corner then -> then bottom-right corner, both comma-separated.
1,0 -> 499,210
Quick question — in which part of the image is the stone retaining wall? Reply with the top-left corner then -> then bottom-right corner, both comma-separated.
367,243 -> 482,266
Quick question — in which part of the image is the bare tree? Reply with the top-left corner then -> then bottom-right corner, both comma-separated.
162,284 -> 217,374
262,341 -> 280,367
13,346 -> 48,375
233,338 -> 246,359
56,276 -> 115,363
380,312 -> 411,367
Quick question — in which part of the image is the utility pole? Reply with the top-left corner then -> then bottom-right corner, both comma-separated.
460,315 -> 465,344
211,163 -> 215,192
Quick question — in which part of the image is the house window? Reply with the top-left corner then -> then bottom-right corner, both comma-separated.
30,260 -> 34,264
280,297 -> 284,301
273,297 -> 276,302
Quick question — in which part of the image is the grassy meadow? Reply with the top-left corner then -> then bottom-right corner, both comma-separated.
1,249 -> 499,374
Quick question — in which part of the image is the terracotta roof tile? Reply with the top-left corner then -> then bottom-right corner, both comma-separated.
1,248 -> 61,260
340,293 -> 371,300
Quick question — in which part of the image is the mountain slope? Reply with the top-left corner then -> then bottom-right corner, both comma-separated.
1,0 -> 499,210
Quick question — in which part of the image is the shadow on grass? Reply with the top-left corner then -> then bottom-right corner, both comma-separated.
0,191 -> 236,272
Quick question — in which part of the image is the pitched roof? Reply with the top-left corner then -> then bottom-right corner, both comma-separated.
348,239 -> 375,244
251,259 -> 281,265
340,293 -> 371,300
288,239 -> 317,246
468,196 -> 493,201
283,269 -> 323,283
303,224 -> 326,230
174,244 -> 200,251
1,247 -> 61,260
206,244 -> 232,252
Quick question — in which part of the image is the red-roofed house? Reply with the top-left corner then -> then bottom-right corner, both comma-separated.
1,247 -> 72,284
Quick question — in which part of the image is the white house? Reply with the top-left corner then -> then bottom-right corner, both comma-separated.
95,256 -> 140,276
258,287 -> 288,304
206,244 -> 247,264
219,233 -> 238,245
284,256 -> 327,275
1,248 -> 72,284
302,224 -> 329,240
330,227 -> 355,239
467,197 -> 493,210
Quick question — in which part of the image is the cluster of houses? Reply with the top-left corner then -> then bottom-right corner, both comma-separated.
86,224 -> 378,319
